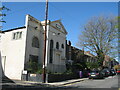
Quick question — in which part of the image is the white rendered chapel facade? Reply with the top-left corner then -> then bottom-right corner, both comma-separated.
0,15 -> 67,80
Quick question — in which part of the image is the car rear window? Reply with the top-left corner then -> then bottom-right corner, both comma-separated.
91,71 -> 99,73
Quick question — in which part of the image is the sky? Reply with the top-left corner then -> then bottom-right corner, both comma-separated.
2,2 -> 118,49
1,0 -> 120,2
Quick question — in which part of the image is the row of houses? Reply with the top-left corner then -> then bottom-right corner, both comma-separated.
66,40 -> 98,64
66,41 -> 119,70
0,14 -> 118,81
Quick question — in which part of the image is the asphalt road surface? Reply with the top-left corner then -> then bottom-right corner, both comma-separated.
63,75 -> 119,88
1,75 -> 120,90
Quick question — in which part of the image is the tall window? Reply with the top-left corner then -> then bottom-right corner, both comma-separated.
28,55 -> 39,73
49,40 -> 54,63
32,36 -> 39,48
29,55 -> 38,63
13,32 -> 22,40
56,42 -> 59,49
61,44 -> 64,49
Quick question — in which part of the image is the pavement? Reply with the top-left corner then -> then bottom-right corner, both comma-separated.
2,78 -> 88,87
47,78 -> 88,86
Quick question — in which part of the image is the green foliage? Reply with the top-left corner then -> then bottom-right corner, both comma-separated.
86,62 -> 99,69
64,69 -> 73,75
27,61 -> 37,73
66,61 -> 85,74
36,69 -> 43,74
27,61 -> 42,74
73,63 -> 84,70
48,69 -> 73,75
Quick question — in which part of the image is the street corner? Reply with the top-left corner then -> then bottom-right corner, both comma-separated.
60,78 -> 85,87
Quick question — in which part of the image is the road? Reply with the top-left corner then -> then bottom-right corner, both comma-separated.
1,75 -> 120,90
63,75 -> 119,88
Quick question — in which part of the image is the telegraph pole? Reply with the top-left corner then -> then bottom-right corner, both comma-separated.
43,0 -> 48,83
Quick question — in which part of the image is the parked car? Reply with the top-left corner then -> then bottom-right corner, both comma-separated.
109,69 -> 116,76
88,70 -> 104,79
116,69 -> 120,75
101,68 -> 110,77
82,70 -> 89,78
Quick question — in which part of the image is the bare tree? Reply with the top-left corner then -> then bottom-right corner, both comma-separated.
0,6 -> 10,30
77,15 -> 118,66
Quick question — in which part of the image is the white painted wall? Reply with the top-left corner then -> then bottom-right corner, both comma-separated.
0,28 -> 27,80
45,21 -> 67,73
0,14 -> 68,80
24,15 -> 44,66
0,15 -> 45,80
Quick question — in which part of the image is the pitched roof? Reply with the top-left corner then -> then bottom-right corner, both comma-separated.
84,51 -> 95,57
2,26 -> 26,33
50,20 -> 68,34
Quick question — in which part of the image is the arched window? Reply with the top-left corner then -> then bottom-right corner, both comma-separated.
61,44 -> 64,49
32,36 -> 39,48
49,40 -> 54,63
56,42 -> 59,49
